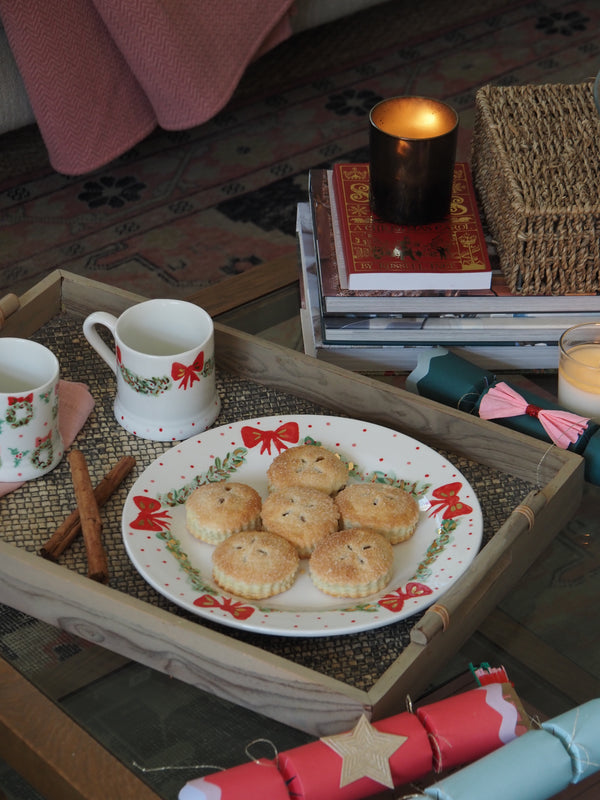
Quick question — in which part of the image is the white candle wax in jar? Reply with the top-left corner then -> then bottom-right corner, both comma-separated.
558,342 -> 600,423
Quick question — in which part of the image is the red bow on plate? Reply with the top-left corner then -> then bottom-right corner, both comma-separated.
129,496 -> 172,532
428,481 -> 473,519
378,582 -> 433,613
241,422 -> 300,455
479,382 -> 589,449
194,594 -> 255,620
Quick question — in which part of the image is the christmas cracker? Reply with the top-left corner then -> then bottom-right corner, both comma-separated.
178,681 -> 530,800
408,698 -> 600,800
405,347 -> 600,485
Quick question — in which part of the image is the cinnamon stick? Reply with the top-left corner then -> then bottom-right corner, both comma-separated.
67,449 -> 109,583
40,456 -> 135,561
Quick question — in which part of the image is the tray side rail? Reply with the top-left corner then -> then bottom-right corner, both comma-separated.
0,541 -> 371,737
212,323 -> 582,488
367,468 -> 584,718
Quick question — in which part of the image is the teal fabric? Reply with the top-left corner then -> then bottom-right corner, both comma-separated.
406,348 -> 494,414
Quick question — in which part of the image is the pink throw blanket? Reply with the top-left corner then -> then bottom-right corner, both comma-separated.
0,0 -> 294,175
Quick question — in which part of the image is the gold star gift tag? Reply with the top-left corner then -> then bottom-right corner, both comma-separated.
321,714 -> 407,789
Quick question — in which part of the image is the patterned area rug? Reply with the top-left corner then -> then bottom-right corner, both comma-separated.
1,0 -> 599,299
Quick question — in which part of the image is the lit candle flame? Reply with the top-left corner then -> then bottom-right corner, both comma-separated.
373,97 -> 456,139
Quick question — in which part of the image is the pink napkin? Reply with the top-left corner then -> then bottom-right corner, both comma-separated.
0,380 -> 95,497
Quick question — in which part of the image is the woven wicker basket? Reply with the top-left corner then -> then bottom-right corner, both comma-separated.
471,81 -> 600,295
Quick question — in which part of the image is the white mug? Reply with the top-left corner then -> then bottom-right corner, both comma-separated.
83,299 -> 221,441
0,338 -> 64,482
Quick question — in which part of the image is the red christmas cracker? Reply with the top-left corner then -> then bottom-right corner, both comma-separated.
178,680 -> 531,800
416,683 -> 530,771
472,663 -> 510,686
179,758 -> 288,800
278,710 -> 432,799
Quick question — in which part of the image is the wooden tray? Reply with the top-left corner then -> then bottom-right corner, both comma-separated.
0,271 -> 584,736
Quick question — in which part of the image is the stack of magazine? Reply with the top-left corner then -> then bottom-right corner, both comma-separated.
297,167 -> 600,371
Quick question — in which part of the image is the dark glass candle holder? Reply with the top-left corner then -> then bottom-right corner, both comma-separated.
369,96 -> 458,225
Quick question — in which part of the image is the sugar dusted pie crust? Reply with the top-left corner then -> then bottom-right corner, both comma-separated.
309,528 -> 394,598
267,444 -> 348,495
335,483 -> 419,544
185,481 -> 261,544
212,530 -> 300,599
261,486 -> 340,557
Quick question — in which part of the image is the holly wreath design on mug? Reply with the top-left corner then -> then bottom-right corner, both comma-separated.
4,430 -> 57,472
0,381 -> 60,473
5,392 -> 35,427
83,298 -> 221,441
116,345 -> 215,396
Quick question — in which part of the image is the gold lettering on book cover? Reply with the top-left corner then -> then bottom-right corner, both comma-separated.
335,162 -> 490,281
348,181 -> 370,204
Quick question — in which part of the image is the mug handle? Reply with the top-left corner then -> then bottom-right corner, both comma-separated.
83,311 -> 119,375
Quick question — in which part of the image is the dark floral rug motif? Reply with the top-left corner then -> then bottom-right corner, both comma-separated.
1,0 -> 599,300
78,176 -> 147,210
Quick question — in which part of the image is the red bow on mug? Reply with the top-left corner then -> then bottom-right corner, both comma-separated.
171,352 -> 204,390
8,394 -> 33,405
479,382 -> 589,449
241,422 -> 300,455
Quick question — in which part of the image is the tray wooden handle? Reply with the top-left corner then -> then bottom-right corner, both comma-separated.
0,293 -> 20,329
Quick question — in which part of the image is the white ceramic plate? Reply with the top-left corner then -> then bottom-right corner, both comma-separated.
122,414 -> 483,637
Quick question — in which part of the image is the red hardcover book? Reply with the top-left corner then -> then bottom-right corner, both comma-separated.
331,162 -> 492,291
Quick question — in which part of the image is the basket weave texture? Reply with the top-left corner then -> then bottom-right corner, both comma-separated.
471,81 -> 600,295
